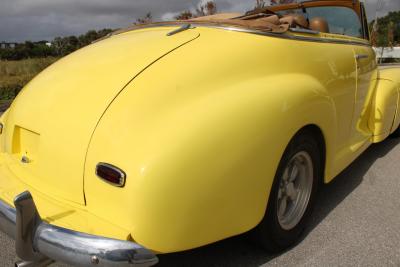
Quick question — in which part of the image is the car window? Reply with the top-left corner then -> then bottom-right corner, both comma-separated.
306,6 -> 363,38
276,6 -> 363,39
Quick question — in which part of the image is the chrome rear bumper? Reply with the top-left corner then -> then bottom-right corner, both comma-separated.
0,191 -> 158,267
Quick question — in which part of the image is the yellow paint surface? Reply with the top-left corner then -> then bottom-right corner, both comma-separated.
0,25 -> 399,253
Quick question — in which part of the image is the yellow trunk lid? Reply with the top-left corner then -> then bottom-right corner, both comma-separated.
1,26 -> 199,204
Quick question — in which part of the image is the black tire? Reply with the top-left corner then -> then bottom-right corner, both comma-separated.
390,124 -> 400,138
252,130 -> 321,253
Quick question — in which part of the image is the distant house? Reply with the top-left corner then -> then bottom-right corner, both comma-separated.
34,40 -> 52,47
0,42 -> 18,49
373,47 -> 400,62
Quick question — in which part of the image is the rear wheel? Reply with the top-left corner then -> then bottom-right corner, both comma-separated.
390,124 -> 400,138
253,131 -> 321,252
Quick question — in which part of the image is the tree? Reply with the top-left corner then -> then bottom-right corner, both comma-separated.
79,30 -> 98,47
175,10 -> 194,20
248,0 -> 296,15
369,11 -> 400,47
52,37 -> 65,57
255,0 -> 266,9
270,0 -> 296,5
204,1 -> 217,15
0,28 -> 113,60
52,29 -> 113,57
175,1 -> 217,20
369,11 -> 400,63
388,21 -> 395,48
195,1 -> 217,17
370,21 -> 379,47
135,12 -> 152,25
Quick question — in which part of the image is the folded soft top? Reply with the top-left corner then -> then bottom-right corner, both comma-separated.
107,12 -> 292,39
184,13 -> 290,33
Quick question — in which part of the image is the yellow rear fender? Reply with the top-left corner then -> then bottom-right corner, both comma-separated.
0,109 -> 9,151
369,68 -> 400,142
84,71 -> 336,253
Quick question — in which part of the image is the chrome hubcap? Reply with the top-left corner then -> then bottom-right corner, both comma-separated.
277,151 -> 313,230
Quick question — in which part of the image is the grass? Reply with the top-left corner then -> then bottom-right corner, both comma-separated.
0,58 -> 58,106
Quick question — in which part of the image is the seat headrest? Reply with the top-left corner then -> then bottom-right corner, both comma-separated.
309,17 -> 330,33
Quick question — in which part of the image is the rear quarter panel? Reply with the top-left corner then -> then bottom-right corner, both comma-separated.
84,28 -> 356,253
369,67 -> 400,142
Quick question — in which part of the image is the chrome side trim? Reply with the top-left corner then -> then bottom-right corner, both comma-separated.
355,54 -> 369,60
289,28 -> 319,35
201,24 -> 371,47
0,191 -> 158,267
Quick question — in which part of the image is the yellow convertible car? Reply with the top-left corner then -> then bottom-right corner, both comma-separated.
1,0 -> 400,266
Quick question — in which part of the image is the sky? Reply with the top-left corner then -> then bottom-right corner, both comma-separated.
0,0 -> 399,42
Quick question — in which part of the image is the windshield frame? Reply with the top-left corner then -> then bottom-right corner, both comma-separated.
253,0 -> 368,40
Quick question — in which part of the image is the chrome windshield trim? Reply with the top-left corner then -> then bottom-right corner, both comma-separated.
195,24 -> 371,47
114,22 -> 371,47
0,191 -> 158,267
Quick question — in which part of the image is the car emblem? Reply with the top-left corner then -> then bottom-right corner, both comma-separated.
21,155 -> 30,164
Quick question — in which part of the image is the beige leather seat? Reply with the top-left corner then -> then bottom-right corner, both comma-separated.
309,17 -> 330,33
279,14 -> 309,29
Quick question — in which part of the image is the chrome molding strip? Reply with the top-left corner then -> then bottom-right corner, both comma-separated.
197,24 -> 371,47
289,28 -> 319,35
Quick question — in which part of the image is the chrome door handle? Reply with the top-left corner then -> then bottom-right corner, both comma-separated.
355,54 -> 369,60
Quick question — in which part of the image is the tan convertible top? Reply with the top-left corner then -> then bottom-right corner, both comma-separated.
184,13 -> 290,33
108,13 -> 291,38
104,0 -> 362,39
182,0 -> 363,32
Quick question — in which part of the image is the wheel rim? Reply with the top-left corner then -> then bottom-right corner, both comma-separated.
277,151 -> 313,231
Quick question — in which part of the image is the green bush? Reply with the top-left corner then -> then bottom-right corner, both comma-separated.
0,57 -> 58,101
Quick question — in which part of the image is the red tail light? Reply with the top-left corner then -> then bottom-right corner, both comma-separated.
96,163 -> 126,187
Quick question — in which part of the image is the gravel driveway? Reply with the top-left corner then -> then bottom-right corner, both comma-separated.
1,137 -> 400,267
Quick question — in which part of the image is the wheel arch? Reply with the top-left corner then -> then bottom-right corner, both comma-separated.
370,68 -> 400,142
252,123 -> 325,251
297,124 -> 327,186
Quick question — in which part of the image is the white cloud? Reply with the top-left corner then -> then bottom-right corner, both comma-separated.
364,0 -> 400,20
0,0 -> 398,42
197,0 -> 210,8
161,12 -> 180,21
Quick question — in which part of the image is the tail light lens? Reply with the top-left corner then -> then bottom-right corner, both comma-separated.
96,163 -> 126,187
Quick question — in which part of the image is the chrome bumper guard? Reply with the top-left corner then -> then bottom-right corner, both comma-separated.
0,191 -> 158,267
